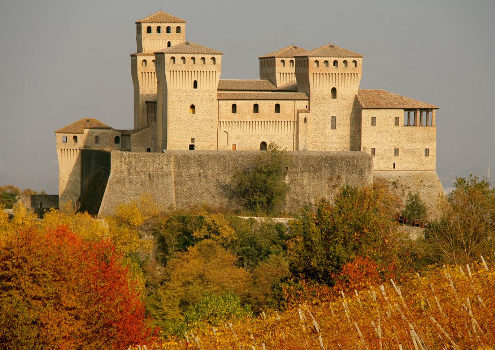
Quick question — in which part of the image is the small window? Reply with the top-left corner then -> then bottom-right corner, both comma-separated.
333,60 -> 338,67
371,117 -> 376,126
146,147 -> 151,152
146,26 -> 152,33
290,60 -> 294,67
166,26 -> 171,33
324,60 -> 329,67
352,60 -> 357,67
253,104 -> 259,113
275,103 -> 280,113
114,136 -> 120,144
73,135 -> 78,143
232,104 -> 237,113
170,56 -> 175,64
394,148 -> 399,156
190,104 -> 196,114
371,148 -> 376,156
176,26 -> 181,33
304,117 -> 307,123
281,60 -> 286,67
193,80 -> 198,89
331,116 -> 337,129
94,135 -> 100,144
167,41 -> 171,47
395,117 -> 400,126
260,141 -> 267,151
393,162 -> 396,169
191,138 -> 195,143
211,57 -> 216,65
314,60 -> 319,68
343,60 -> 348,67
142,59 -> 147,67
201,57 -> 206,64
181,57 -> 186,64
191,57 -> 196,64
425,148 -> 430,157
157,26 -> 161,33
62,135 -> 68,143
331,87 -> 337,99
189,144 -> 195,150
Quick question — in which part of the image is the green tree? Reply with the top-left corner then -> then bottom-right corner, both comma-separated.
230,143 -> 290,214
401,192 -> 427,223
0,185 -> 20,209
424,175 -> 495,264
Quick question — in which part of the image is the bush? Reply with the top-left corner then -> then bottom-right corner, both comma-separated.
401,192 -> 427,223
230,143 -> 290,214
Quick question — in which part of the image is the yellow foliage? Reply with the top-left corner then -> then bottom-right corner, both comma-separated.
10,202 -> 36,229
41,209 -> 109,242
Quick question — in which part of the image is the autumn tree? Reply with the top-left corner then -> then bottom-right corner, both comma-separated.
0,226 -> 155,349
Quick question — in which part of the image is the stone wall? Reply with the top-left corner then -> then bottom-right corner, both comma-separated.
98,150 -> 373,216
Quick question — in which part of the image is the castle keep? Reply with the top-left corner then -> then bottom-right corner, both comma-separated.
55,11 -> 443,214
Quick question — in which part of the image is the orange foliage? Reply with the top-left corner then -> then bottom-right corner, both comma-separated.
0,225 -> 156,349
161,262 -> 495,349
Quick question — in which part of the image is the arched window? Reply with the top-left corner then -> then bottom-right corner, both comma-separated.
333,60 -> 338,67
331,87 -> 337,99
167,41 -> 171,47
146,26 -> 152,33
157,26 -> 161,33
281,60 -> 286,67
232,104 -> 237,113
191,57 -> 196,64
176,26 -> 181,33
260,141 -> 267,151
190,104 -> 196,114
62,135 -> 68,143
343,60 -> 348,67
142,59 -> 147,67
114,136 -> 120,144
166,26 -> 171,33
73,135 -> 78,143
201,57 -> 206,64
181,57 -> 186,64
314,60 -> 319,68
253,104 -> 259,113
170,56 -> 175,64
290,60 -> 294,67
352,60 -> 357,67
275,103 -> 280,113
324,60 -> 329,67
94,135 -> 100,144
193,80 -> 198,89
211,57 -> 216,65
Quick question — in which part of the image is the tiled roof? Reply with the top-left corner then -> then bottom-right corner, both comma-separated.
218,79 -> 276,91
155,41 -> 222,55
298,43 -> 362,58
218,91 -> 308,100
259,45 -> 307,58
136,11 -> 186,24
130,52 -> 155,56
276,82 -> 298,91
55,118 -> 112,134
357,89 -> 438,109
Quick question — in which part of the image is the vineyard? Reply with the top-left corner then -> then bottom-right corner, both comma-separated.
161,261 -> 495,349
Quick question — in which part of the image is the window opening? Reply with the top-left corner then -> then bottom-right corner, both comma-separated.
190,104 -> 196,114
331,87 -> 337,99
73,135 -> 78,143
275,103 -> 280,113
193,80 -> 198,89
333,60 -> 338,67
253,104 -> 259,113
114,136 -> 120,144
371,148 -> 376,156
331,116 -> 337,129
371,117 -> 376,126
260,141 -> 267,151
176,26 -> 181,33
232,104 -> 237,113
94,135 -> 100,144
146,26 -> 152,33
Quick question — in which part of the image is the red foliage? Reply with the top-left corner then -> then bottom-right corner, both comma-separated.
0,225 -> 156,349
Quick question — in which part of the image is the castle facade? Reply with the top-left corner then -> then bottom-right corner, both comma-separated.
56,11 -> 441,210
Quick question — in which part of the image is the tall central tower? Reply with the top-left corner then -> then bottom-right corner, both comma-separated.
131,11 -> 186,130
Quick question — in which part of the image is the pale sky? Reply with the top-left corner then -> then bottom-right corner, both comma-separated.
0,0 -> 494,193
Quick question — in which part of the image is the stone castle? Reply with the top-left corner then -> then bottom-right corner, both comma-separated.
55,11 -> 444,214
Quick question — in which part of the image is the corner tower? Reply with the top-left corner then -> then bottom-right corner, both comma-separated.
295,44 -> 363,151
154,42 -> 223,151
259,45 -> 306,87
131,11 -> 187,130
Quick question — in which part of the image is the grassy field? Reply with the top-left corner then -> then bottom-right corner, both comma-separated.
159,259 -> 495,349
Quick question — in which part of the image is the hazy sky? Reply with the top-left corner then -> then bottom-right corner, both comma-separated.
0,0 -> 494,193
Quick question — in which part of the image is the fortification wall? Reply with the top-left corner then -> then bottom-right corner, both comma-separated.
98,150 -> 373,216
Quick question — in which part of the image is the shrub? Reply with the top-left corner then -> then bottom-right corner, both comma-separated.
401,192 -> 427,223
230,143 -> 290,214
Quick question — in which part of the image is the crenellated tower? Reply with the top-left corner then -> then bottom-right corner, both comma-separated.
258,45 -> 306,87
131,11 -> 187,130
154,42 -> 223,151
295,44 -> 363,151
